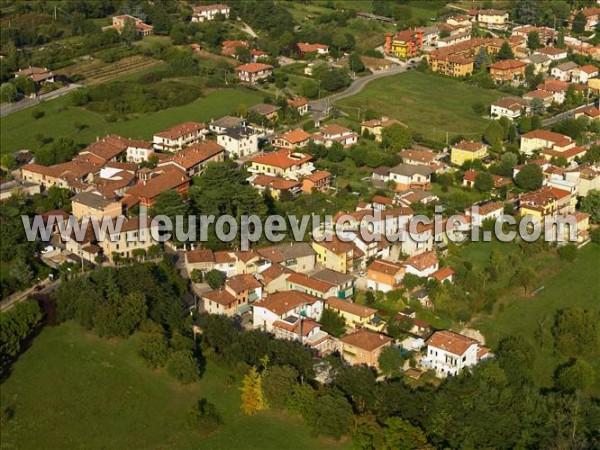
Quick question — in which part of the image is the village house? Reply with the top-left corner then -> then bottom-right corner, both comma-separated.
520,129 -> 575,156
551,61 -> 580,82
312,236 -> 360,274
326,298 -> 383,332
184,249 -> 215,276
312,124 -> 358,148
490,97 -> 530,120
123,139 -> 154,163
256,243 -> 316,274
301,170 -> 332,194
273,129 -> 312,149
395,189 -> 439,208
272,316 -> 334,355
534,46 -> 568,61
403,250 -> 439,278
537,79 -> 571,104
366,259 -> 404,292
522,89 -> 554,107
462,170 -> 510,191
257,264 -> 293,294
339,330 -> 392,369
249,174 -> 301,199
201,274 -> 263,317
519,186 -> 576,223
96,216 -> 160,261
423,330 -> 490,378
429,266 -> 455,284
71,191 -> 122,220
512,25 -> 557,46
20,159 -> 101,191
235,62 -> 273,83
399,149 -> 438,166
297,42 -> 330,56
313,269 -> 355,299
209,116 -> 246,134
570,7 -> 600,32
14,66 -> 55,84
191,4 -> 230,22
216,126 -> 259,158
220,40 -> 248,57
388,164 -> 433,190
152,122 -> 207,151
104,15 -> 153,36
437,31 -> 471,48
372,195 -> 393,210
287,97 -> 309,116
252,290 -> 323,332
122,167 -> 190,208
489,59 -> 527,83
286,272 -> 337,299
156,141 -> 225,177
248,148 -> 314,180
476,9 -> 509,30
572,64 -> 599,84
525,53 -> 552,74
384,29 -> 424,58
360,117 -> 402,142
247,103 -> 281,121
450,140 -> 489,166
564,164 -> 600,197
465,201 -> 504,227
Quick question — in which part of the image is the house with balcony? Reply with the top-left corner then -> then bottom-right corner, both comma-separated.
249,174 -> 301,199
520,129 -> 575,156
287,97 -> 309,115
476,9 -> 509,30
248,149 -> 314,180
311,124 -> 358,148
286,272 -> 338,299
301,170 -> 332,194
518,186 -> 576,223
252,290 -> 323,332
339,330 -> 392,369
156,141 -> 225,177
388,164 -> 433,190
256,242 -> 316,274
216,126 -> 259,158
360,117 -> 402,142
367,259 -> 404,292
312,268 -> 355,299
384,29 -> 423,58
152,122 -> 207,151
450,140 -> 489,166
490,97 -> 529,120
273,129 -> 312,149
235,62 -> 273,83
489,59 -> 527,83
312,235 -> 361,274
326,298 -> 384,332
423,330 -> 491,377
402,250 -> 439,278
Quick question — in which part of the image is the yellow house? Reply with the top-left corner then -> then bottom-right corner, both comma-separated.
518,187 -> 575,223
428,53 -> 474,77
450,140 -> 489,166
360,117 -> 403,142
326,297 -> 384,332
311,237 -> 358,274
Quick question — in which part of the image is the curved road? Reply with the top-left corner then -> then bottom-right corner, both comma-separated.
309,57 -> 423,113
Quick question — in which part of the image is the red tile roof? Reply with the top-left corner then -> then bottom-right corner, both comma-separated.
403,251 -> 438,272
154,122 -> 206,140
427,330 -> 478,356
250,148 -> 312,169
253,290 -> 319,316
235,63 -> 273,73
327,297 -> 377,318
287,272 -> 333,293
340,330 -> 392,351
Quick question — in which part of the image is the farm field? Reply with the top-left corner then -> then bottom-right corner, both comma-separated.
0,321 -> 349,450
0,87 -> 263,153
55,55 -> 164,85
475,243 -> 600,395
338,70 -> 504,143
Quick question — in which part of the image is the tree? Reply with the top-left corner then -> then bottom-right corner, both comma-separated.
365,290 -> 375,306
552,307 -> 600,358
484,120 -> 504,147
306,392 -> 353,438
0,83 -> 17,103
381,417 -> 428,450
300,80 -> 318,99
512,265 -> 536,294
554,359 -> 596,392
572,11 -> 587,34
204,269 -> 225,289
557,244 -> 577,262
138,329 -> 170,368
349,52 -> 365,73
515,0 -> 538,25
381,123 -> 412,151
240,366 -> 266,415
0,153 -> 16,171
499,152 -> 517,171
496,335 -> 536,383
496,41 -> 514,60
319,308 -> 346,337
474,47 -> 490,72
116,292 -> 147,336
167,350 -> 200,384
0,301 -> 43,372
378,346 -> 405,378
187,398 -> 222,435
402,273 -> 422,293
580,189 -> 600,223
527,31 -> 541,50
530,98 -> 545,116
556,28 -> 565,48
14,76 -> 37,96
9,257 -> 33,287
474,172 -> 494,193
262,365 -> 298,409
515,164 -> 543,191
120,18 -> 139,44
150,189 -> 188,224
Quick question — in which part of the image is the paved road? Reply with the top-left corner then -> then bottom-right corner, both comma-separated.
309,58 -> 422,113
0,278 -> 60,312
541,101 -> 597,127
0,83 -> 82,118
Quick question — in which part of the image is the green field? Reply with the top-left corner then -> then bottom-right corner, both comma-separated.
475,243 -> 600,394
338,71 -> 503,142
0,87 -> 263,153
0,322 -> 347,449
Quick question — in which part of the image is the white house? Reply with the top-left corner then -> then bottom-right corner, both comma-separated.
402,250 -> 438,278
423,330 -> 490,377
572,64 -> 599,84
551,61 -> 579,81
235,63 -> 273,84
490,97 -> 529,120
312,124 -> 358,148
252,290 -> 323,332
216,126 -> 259,158
191,4 -> 230,22
465,201 -> 504,227
520,129 -> 575,156
476,9 -> 509,30
389,164 -> 433,191
153,121 -> 207,151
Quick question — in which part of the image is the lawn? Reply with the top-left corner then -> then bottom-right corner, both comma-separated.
0,87 -> 264,153
475,243 -> 600,394
338,71 -> 504,143
0,322 -> 348,449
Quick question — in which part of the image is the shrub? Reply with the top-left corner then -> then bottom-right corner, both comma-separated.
187,398 -> 222,435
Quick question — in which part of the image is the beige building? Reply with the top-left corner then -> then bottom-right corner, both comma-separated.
339,330 -> 392,369
71,191 -> 122,220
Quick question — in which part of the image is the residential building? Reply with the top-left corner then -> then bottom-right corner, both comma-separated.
428,52 -> 473,77
465,201 -> 504,227
537,79 -> 571,104
564,164 -> 600,196
573,64 -> 599,83
273,129 -> 311,149
249,175 -> 301,199
384,29 -> 423,58
252,290 -> 323,332
157,141 -> 225,177
297,42 -> 330,55
248,103 -> 281,121
301,170 -> 332,194
450,140 -> 489,166
13,66 -> 54,84
522,89 -> 554,107
312,236 -> 360,274
423,330 -> 490,377
339,330 -> 392,369
248,149 -> 314,180
429,267 -> 455,284
287,272 -> 337,299
235,63 -> 273,83
257,264 -> 293,294
312,124 -> 358,148
520,129 -> 575,156
312,269 -> 355,299
389,164 -> 433,190
462,170 -> 510,191
272,316 -> 334,354
287,97 -> 309,115
256,243 -> 316,274
525,53 -> 552,74
476,9 -> 509,30
152,122 -> 207,151
437,31 -> 471,48
367,259 -> 404,292
534,46 -> 568,61
209,116 -> 246,134
124,139 -> 154,163
361,117 -> 403,142
399,149 -> 437,166
184,249 -> 215,275
489,59 -> 527,82
216,126 -> 259,158
71,191 -> 122,220
202,274 -> 262,316
402,250 -> 438,278
97,216 -> 160,260
191,4 -> 230,22
519,186 -> 576,222
123,167 -> 190,208
570,7 -> 600,32
104,14 -> 153,36
490,97 -> 529,120
326,298 -> 383,332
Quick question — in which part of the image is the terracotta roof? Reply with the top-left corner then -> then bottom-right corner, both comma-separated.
278,129 -> 311,144
368,259 -> 404,276
226,274 -> 262,294
535,47 -> 567,56
489,59 -> 526,70
314,235 -> 355,254
273,318 -> 320,336
427,330 -> 478,355
399,150 -> 436,163
523,89 -> 553,99
253,290 -> 319,316
362,118 -> 401,128
186,249 -> 215,264
203,289 -> 237,307
520,186 -> 571,208
477,201 -> 504,216
580,64 -> 598,74
160,141 -> 224,170
214,251 -> 236,264
372,195 -> 393,205
248,103 -> 281,116
287,97 -> 308,108
251,175 -> 300,191
260,264 -> 292,283
429,266 -> 454,282
304,170 -> 331,183
312,268 -> 354,286
297,42 -> 329,53
453,140 -> 487,152
521,129 -> 573,148
340,330 -> 392,351
493,97 -> 528,111
154,122 -> 206,140
235,63 -> 273,73
327,297 -> 376,318
537,79 -> 570,92
403,250 -> 438,272
125,167 -> 189,200
320,124 -> 352,136
250,149 -> 312,169
256,243 -> 315,262
193,3 -> 229,12
287,272 -> 333,293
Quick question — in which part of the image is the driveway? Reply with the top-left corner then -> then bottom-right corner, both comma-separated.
1,83 -> 82,117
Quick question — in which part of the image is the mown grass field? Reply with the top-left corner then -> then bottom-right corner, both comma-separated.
0,87 -> 263,153
0,322 -> 348,450
474,243 -> 600,394
338,71 -> 504,142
